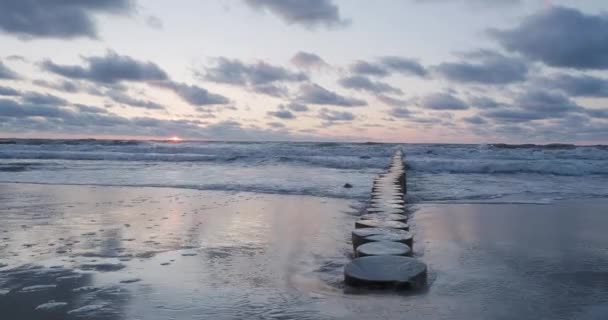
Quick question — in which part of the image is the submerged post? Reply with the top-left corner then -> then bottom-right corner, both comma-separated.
344,149 -> 427,290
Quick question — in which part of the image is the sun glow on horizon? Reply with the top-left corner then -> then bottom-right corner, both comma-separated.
169,136 -> 182,142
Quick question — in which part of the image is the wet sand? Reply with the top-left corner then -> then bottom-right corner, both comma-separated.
1,183 -> 608,319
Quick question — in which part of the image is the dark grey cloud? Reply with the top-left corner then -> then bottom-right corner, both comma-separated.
252,84 -> 288,98
244,0 -> 347,28
0,0 -> 133,39
0,86 -> 20,96
283,102 -> 309,112
290,51 -> 329,70
489,6 -> 608,70
296,83 -> 367,107
463,115 -> 487,124
267,121 -> 286,128
339,75 -> 402,95
380,56 -> 427,77
22,92 -> 68,105
267,109 -> 295,119
0,98 -> 74,119
420,93 -> 468,110
203,57 -> 307,97
516,90 -> 579,114
107,89 -> 165,110
389,107 -> 412,119
42,51 -> 169,84
584,108 -> 608,119
204,57 -> 307,85
414,0 -> 520,7
0,60 -> 20,79
350,57 -> 427,78
540,73 -> 608,98
482,90 -> 582,123
33,79 -> 84,94
152,81 -> 230,107
376,94 -> 408,107
434,50 -> 528,84
318,108 -> 355,122
349,60 -> 390,77
74,104 -> 109,114
468,96 -> 502,109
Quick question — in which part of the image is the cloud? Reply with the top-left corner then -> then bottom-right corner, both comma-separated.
22,92 -> 68,105
376,94 -> 408,107
0,98 -> 310,140
0,60 -> 20,79
204,57 -> 307,85
267,109 -> 295,119
434,50 -> 528,84
251,84 -> 288,97
489,6 -> 608,69
540,73 -> 608,97
267,121 -> 285,128
350,57 -> 427,78
389,107 -> 412,118
74,104 -> 109,114
290,51 -> 329,70
5,55 -> 27,62
482,90 -> 582,122
42,51 -> 169,84
107,89 -> 166,110
349,60 -> 390,77
146,15 -> 163,29
283,102 -> 308,112
202,57 -> 307,97
152,81 -> 230,107
318,108 -> 355,122
468,96 -> 502,109
420,93 -> 468,110
296,83 -> 367,107
414,0 -> 520,7
338,75 -> 402,95
0,0 -> 134,39
380,56 -> 427,77
0,98 -> 75,119
243,0 -> 348,28
515,90 -> 579,114
33,79 -> 106,96
0,86 -> 20,96
463,115 -> 487,124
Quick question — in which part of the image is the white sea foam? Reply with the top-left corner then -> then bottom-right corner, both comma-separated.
0,140 -> 606,203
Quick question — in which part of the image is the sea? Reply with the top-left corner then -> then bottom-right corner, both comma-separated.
1,139 -> 607,204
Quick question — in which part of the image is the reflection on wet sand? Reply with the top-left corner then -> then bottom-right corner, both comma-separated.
0,183 -> 357,319
4,183 -> 608,319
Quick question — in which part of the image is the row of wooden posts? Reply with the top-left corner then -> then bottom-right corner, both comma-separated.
344,150 -> 428,290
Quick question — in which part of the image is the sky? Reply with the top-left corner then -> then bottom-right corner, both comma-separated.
0,0 -> 607,143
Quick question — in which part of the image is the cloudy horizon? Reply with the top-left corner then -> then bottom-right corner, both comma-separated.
0,0 -> 607,144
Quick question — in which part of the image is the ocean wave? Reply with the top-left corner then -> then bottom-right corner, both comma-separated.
0,150 -> 391,170
406,158 -> 608,176
490,143 -> 578,150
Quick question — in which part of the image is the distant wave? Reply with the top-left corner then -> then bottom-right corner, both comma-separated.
407,159 -> 608,176
0,139 -> 144,146
490,143 -> 578,150
0,151 -> 390,170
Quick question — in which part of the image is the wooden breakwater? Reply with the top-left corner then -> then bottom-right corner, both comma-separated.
344,150 -> 427,290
